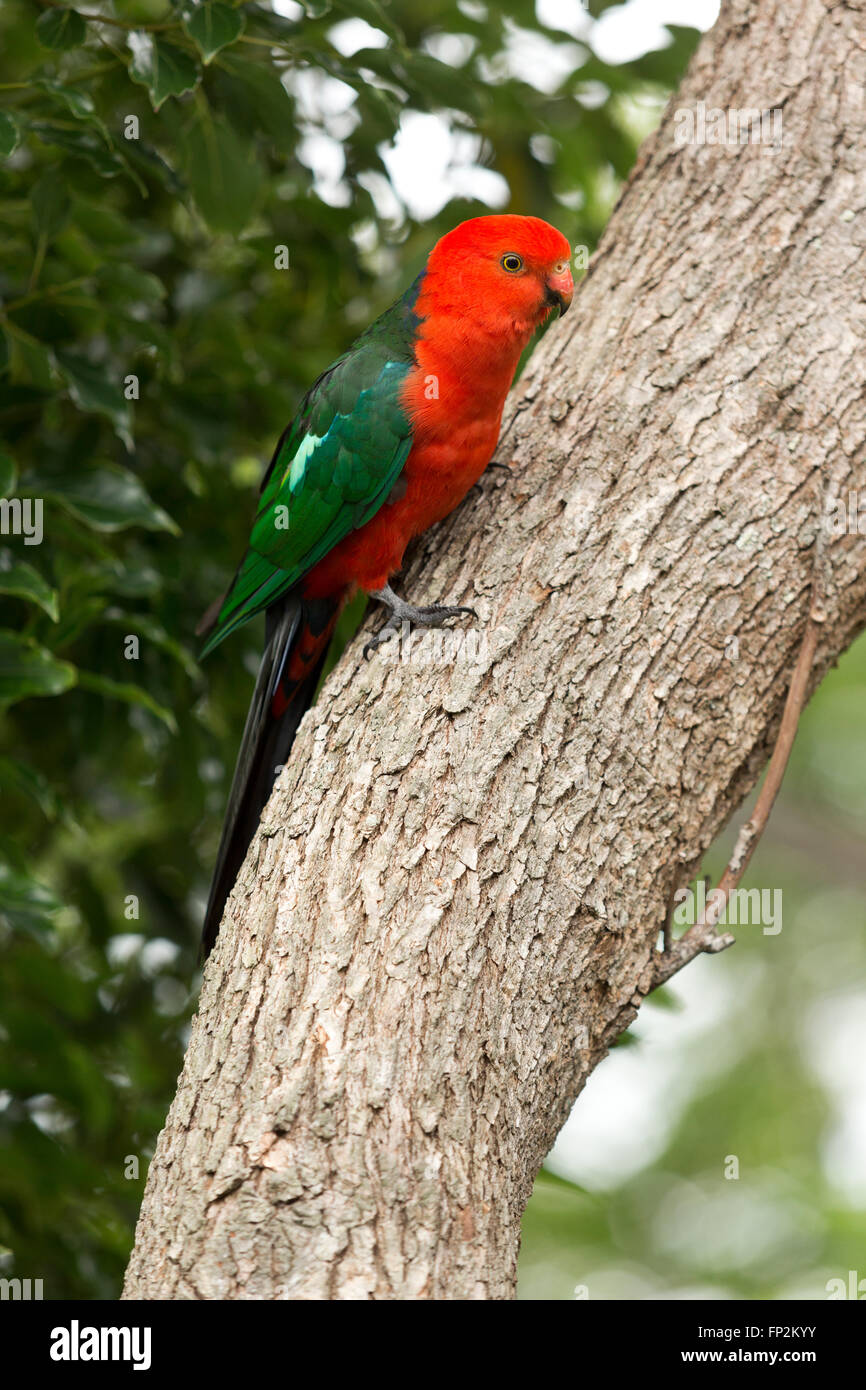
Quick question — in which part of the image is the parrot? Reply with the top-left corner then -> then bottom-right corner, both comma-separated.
199,213 -> 574,955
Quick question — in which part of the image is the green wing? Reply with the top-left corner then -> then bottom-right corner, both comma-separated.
201,348 -> 414,656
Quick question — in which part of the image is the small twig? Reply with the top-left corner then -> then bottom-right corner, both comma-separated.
5,276 -> 91,313
36,0 -> 178,31
27,233 -> 48,295
649,561 -> 827,992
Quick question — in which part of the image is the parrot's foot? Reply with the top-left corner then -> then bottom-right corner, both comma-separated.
471,461 -> 511,495
364,584 -> 477,658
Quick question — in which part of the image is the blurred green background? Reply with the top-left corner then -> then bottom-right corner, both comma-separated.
520,633 -> 866,1299
1,0 -> 862,1302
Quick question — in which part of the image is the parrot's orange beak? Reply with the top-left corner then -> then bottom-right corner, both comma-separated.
544,266 -> 574,317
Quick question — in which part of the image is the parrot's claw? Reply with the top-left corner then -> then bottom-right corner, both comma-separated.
471,461 -> 510,495
364,584 -> 477,659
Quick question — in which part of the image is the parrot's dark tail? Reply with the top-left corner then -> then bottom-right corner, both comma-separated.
200,591 -> 340,959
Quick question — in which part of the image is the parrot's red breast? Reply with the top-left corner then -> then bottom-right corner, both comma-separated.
302,214 -> 573,598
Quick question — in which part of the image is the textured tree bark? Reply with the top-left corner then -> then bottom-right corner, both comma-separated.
123,0 -> 866,1300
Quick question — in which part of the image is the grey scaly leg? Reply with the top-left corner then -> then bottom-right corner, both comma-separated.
364,583 -> 477,658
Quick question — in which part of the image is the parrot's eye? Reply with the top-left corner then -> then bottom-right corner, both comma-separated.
500,253 -> 524,273
552,260 -> 568,275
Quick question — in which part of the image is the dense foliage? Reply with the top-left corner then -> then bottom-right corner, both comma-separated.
8,0 -> 859,1306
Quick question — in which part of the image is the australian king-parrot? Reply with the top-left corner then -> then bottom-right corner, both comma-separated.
199,213 -> 574,955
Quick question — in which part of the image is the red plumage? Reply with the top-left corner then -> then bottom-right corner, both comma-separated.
302,214 -> 573,600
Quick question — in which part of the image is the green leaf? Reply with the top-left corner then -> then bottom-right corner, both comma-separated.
32,174 -> 71,241
95,263 -> 166,305
76,670 -> 177,732
182,110 -> 262,235
34,78 -> 96,118
0,757 -> 64,821
0,632 -> 76,705
73,197 -> 140,246
129,35 -> 200,111
37,460 -> 179,535
120,136 -> 185,196
214,52 -> 295,151
646,985 -> 683,1012
0,562 -> 59,621
0,452 -> 16,498
332,0 -> 399,41
33,79 -> 112,144
113,0 -> 173,19
35,8 -> 87,51
53,349 -> 132,447
0,862 -> 62,932
91,559 -> 162,599
29,121 -> 129,182
0,111 -> 20,158
183,3 -> 245,64
403,52 -> 479,113
10,336 -> 55,391
242,1 -> 301,38
105,611 -> 198,678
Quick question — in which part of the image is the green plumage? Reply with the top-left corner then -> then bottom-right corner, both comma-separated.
200,277 -> 425,656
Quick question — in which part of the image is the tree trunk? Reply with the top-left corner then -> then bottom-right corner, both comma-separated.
123,0 -> 866,1300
